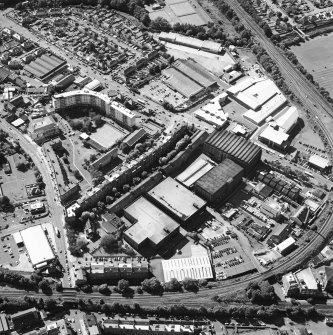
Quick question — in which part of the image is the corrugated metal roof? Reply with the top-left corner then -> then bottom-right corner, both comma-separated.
205,130 -> 261,165
195,159 -> 243,196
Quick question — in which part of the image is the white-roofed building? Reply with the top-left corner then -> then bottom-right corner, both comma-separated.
158,32 -> 223,53
11,118 -> 25,128
176,158 -> 214,187
20,225 -> 55,267
162,255 -> 213,282
84,79 -> 101,91
259,126 -> 290,150
12,231 -> 23,245
295,267 -> 319,297
193,92 -> 228,128
274,106 -> 299,133
243,93 -> 287,125
53,90 -> 136,128
308,154 -> 330,171
273,237 -> 296,256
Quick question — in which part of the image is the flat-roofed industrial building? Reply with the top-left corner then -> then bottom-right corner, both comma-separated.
123,197 -> 179,251
147,177 -> 206,224
194,159 -> 244,202
173,58 -> 217,89
203,130 -> 262,173
19,225 -> 55,267
162,256 -> 213,282
176,157 -> 214,188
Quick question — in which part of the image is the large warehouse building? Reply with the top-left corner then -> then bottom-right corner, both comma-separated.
173,59 -> 217,90
19,225 -> 55,268
123,197 -> 179,252
227,77 -> 287,125
194,159 -> 244,202
53,90 -> 137,129
162,67 -> 204,100
162,256 -> 213,282
159,32 -> 223,54
162,58 -> 218,100
147,177 -> 207,225
176,156 -> 214,188
203,130 -> 262,173
24,53 -> 66,82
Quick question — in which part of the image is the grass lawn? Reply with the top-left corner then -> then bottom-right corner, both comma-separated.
291,34 -> 333,95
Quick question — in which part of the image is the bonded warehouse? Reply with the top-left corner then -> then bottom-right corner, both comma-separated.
194,158 -> 244,202
123,197 -> 180,252
203,130 -> 262,174
147,177 -> 207,225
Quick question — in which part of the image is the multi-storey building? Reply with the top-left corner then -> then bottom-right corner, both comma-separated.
52,90 -> 137,129
28,116 -> 60,144
101,316 -> 211,335
75,258 -> 149,285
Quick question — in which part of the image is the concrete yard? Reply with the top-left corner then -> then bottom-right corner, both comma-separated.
89,124 -> 127,149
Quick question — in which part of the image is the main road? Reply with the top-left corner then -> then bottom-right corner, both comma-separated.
1,3 -> 333,306
0,118 -> 70,286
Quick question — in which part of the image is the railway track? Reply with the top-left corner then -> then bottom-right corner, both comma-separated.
1,2 -> 333,308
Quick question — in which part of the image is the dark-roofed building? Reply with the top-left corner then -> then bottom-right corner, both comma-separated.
257,172 -> 300,201
124,197 -> 179,251
11,308 -> 40,330
10,95 -> 25,108
173,58 -> 217,89
121,128 -> 147,149
194,159 -> 244,202
147,177 -> 206,224
203,130 -> 261,173
0,67 -> 11,83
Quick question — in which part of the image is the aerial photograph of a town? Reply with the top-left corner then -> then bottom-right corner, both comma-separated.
2,0 -> 333,334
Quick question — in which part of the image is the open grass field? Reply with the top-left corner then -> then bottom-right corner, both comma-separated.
0,156 -> 36,202
90,124 -> 126,149
148,0 -> 212,26
291,34 -> 333,96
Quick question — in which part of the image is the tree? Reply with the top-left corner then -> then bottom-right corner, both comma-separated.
150,17 -> 171,31
141,278 -> 163,294
93,114 -> 104,127
123,184 -> 130,192
73,169 -> 82,180
182,278 -> 199,291
117,279 -> 130,293
100,235 -> 119,253
98,284 -> 110,295
38,279 -> 51,292
106,195 -> 114,204
16,161 -> 26,171
164,278 -> 182,292
55,282 -> 63,292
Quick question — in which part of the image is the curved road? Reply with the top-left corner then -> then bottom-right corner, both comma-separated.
1,3 -> 333,307
0,119 -> 70,286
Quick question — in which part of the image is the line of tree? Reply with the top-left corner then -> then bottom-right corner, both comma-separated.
233,0 -> 333,104
73,298 -> 319,321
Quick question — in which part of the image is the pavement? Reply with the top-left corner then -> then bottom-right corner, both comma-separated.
0,118 -> 70,286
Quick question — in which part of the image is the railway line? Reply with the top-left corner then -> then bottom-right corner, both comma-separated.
1,2 -> 333,309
